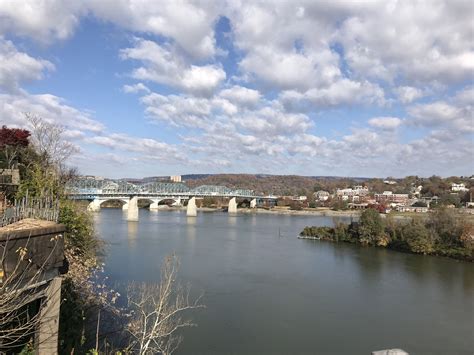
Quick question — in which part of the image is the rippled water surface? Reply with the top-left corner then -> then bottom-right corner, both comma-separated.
94,209 -> 474,355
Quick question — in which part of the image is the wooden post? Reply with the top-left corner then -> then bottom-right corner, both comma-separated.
35,277 -> 62,355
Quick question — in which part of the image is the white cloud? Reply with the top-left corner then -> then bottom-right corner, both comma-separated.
394,86 -> 424,104
407,88 -> 473,133
219,85 -> 261,107
368,117 -> 403,130
121,39 -> 226,96
0,0 -> 219,58
280,79 -> 385,109
0,1 -> 84,42
85,133 -> 185,161
0,38 -> 54,92
0,91 -> 104,133
89,0 -> 220,59
337,1 -> 474,85
122,83 -> 150,94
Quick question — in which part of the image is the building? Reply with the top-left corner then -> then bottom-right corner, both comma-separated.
375,191 -> 409,205
396,206 -> 428,213
451,183 -> 468,192
314,190 -> 330,201
170,175 -> 182,183
291,195 -> 307,201
336,186 -> 369,197
0,168 -> 20,185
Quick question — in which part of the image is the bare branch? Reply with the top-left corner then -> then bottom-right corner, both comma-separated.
126,254 -> 204,355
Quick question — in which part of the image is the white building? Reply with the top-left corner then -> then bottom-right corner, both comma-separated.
314,190 -> 330,201
451,183 -> 468,192
170,175 -> 182,183
336,186 -> 369,197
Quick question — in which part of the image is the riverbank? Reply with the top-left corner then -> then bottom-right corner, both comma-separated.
148,206 -> 361,217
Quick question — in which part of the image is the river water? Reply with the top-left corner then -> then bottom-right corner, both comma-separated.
94,209 -> 473,355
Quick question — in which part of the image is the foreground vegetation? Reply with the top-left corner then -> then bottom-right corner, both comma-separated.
300,208 -> 473,261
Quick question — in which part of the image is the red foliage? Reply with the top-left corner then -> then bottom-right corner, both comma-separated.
0,125 -> 30,148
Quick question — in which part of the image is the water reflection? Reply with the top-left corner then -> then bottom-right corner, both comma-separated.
127,221 -> 138,247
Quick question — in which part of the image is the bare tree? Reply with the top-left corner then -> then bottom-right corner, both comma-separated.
126,254 -> 204,355
25,113 -> 79,167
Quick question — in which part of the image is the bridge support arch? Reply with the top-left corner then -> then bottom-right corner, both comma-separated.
187,197 -> 197,217
228,197 -> 238,214
127,196 -> 139,221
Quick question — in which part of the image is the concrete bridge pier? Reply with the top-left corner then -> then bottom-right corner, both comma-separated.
187,197 -> 197,217
149,199 -> 161,210
172,197 -> 182,207
250,198 -> 257,208
127,196 -> 139,221
228,197 -> 237,214
122,199 -> 129,210
87,199 -> 101,212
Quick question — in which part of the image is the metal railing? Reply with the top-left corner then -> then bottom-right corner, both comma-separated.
0,195 -> 59,227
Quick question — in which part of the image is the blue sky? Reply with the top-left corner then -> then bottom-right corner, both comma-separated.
1,1 -> 473,178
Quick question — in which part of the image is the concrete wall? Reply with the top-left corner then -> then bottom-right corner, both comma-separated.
0,222 -> 66,354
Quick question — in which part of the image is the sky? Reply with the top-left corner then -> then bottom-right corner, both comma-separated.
0,0 -> 473,178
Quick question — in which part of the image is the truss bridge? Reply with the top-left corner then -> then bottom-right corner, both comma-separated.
66,178 -> 277,221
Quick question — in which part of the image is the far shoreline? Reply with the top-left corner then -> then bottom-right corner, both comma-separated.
142,206 -> 362,218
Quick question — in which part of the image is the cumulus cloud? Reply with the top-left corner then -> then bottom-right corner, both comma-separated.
121,39 -> 226,96
407,88 -> 473,133
0,38 -> 54,92
280,79 -> 385,109
218,85 -> 261,107
0,91 -> 104,132
122,83 -> 150,94
394,86 -> 425,104
0,0 -> 219,58
337,1 -> 474,84
368,117 -> 403,130
85,133 -> 185,161
0,1 -> 84,42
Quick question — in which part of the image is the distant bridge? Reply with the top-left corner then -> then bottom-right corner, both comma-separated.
66,178 -> 278,221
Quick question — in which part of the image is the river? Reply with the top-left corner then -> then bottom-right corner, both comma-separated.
94,209 -> 473,355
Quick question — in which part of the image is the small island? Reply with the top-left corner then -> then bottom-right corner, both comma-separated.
300,208 -> 473,262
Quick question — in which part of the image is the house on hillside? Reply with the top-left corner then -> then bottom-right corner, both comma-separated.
314,190 -> 330,201
451,183 -> 468,192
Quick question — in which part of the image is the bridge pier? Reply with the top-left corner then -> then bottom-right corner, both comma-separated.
122,200 -> 129,210
228,197 -> 237,214
187,197 -> 197,217
250,198 -> 257,208
87,199 -> 101,212
127,196 -> 139,221
149,199 -> 160,210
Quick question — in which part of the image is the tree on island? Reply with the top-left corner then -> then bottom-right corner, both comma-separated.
358,208 -> 387,246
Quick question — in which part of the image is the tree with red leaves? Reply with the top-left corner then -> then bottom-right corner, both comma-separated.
0,126 -> 30,148
0,126 -> 31,168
